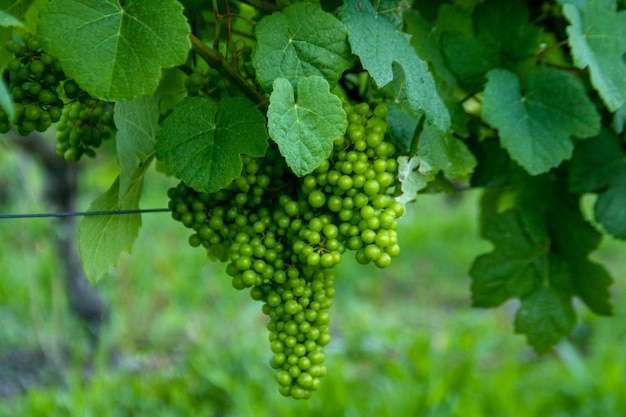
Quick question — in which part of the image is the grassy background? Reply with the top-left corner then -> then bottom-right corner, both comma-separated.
0,146 -> 625,416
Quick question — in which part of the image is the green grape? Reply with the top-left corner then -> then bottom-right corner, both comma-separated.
184,67 -> 226,98
0,108 -> 12,133
55,99 -> 115,161
184,70 -> 205,96
166,99 -> 403,398
2,32 -> 67,136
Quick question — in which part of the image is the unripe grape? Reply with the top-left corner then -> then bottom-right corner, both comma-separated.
163,97 -> 404,398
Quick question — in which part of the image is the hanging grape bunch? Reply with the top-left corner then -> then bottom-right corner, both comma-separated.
1,33 -> 65,135
167,99 -> 404,399
54,82 -> 115,162
1,31 -> 115,161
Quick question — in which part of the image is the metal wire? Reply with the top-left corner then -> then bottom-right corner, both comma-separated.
0,208 -> 171,219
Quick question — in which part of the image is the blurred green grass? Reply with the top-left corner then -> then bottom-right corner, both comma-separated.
0,150 -> 625,416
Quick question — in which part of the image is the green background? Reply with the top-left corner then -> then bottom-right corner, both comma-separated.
0,143 -> 624,416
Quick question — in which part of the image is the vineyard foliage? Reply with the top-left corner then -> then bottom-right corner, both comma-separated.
1,0 -> 625,398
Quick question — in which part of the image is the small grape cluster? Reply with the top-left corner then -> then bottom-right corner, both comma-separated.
167,101 -> 403,399
184,68 -> 225,98
55,83 -> 115,161
1,33 -> 65,135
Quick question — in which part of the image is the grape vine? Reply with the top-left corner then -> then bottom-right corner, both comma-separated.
1,0 -> 625,399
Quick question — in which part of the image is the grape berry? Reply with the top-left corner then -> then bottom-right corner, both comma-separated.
1,33 -> 65,135
55,97 -> 115,161
167,101 -> 403,399
2,33 -> 116,161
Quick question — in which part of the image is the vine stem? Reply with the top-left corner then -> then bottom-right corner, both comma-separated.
189,33 -> 268,109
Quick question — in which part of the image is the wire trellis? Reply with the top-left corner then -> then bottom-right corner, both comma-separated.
0,208 -> 171,219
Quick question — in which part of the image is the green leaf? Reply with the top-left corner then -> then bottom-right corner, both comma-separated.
568,259 -> 614,316
471,181 -> 614,352
548,204 -> 613,314
569,130 -> 623,194
339,0 -> 450,132
268,76 -> 347,177
482,66 -> 601,175
612,104 -> 626,134
594,168 -> 626,239
404,9 -> 459,93
563,0 -> 626,112
79,173 -> 145,284
0,0 -> 47,27
252,2 -> 353,92
155,96 -> 268,193
469,138 -> 510,188
0,10 -> 22,27
418,121 -> 476,179
440,0 -> 542,91
386,102 -> 421,152
514,286 -> 576,354
396,155 -> 432,206
39,0 -> 190,101
0,78 -> 13,121
114,96 -> 159,205
376,0 -> 410,30
403,10 -> 471,138
569,130 -> 626,239
470,210 -> 548,308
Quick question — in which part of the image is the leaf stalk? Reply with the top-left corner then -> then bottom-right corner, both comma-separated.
189,33 -> 268,109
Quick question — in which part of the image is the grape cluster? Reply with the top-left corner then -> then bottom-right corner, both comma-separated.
184,68 -> 226,99
1,33 -> 65,135
55,86 -> 115,161
167,101 -> 403,398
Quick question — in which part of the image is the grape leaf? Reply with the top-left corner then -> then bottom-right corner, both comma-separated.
39,0 -> 190,101
114,96 -> 159,205
0,0 -> 47,26
0,78 -> 13,121
386,103 -> 421,152
267,76 -> 347,177
155,96 -> 268,193
403,11 -> 471,138
0,10 -> 22,27
376,0 -> 410,30
470,210 -> 548,308
471,181 -> 614,352
338,0 -> 450,133
548,203 -> 613,315
514,286 -> 576,354
252,2 -> 353,92
569,130 -> 623,194
569,130 -> 626,239
404,9 -> 459,93
557,0 -> 588,7
396,155 -> 432,206
612,104 -> 626,134
469,139 -> 510,188
440,0 -> 542,92
482,66 -> 601,175
563,0 -> 626,112
418,121 -> 476,179
79,172 -> 145,284
594,170 -> 626,239
470,208 -> 583,353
